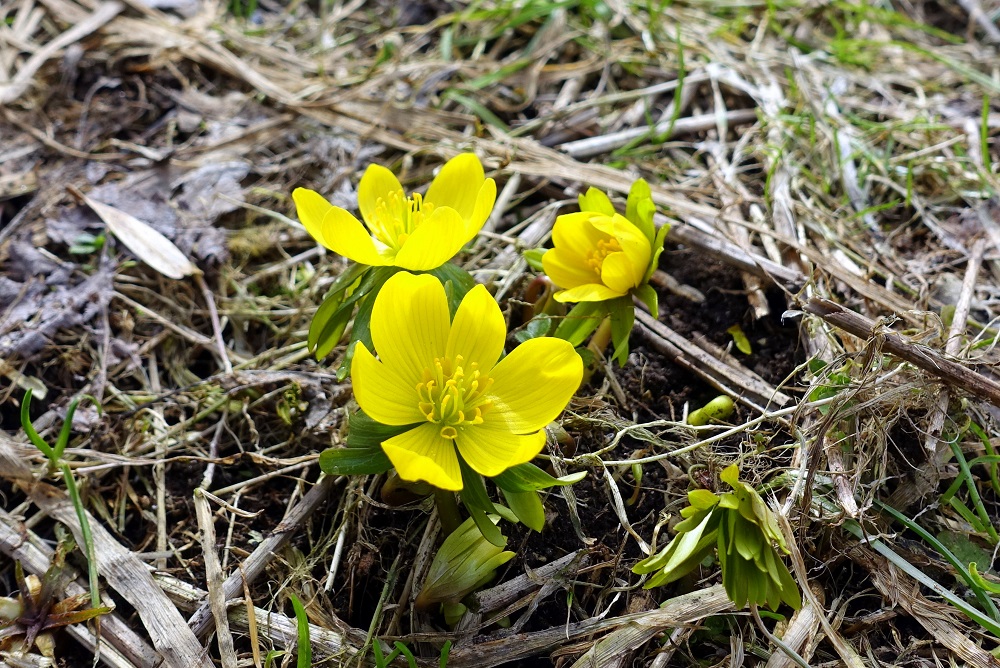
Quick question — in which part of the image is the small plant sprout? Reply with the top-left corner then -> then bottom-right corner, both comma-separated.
634,464 -> 801,612
20,390 -> 102,611
687,395 -> 736,426
294,153 -> 495,271
537,178 -> 669,365
415,515 -> 514,624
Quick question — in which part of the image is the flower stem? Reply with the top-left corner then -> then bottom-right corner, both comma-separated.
434,488 -> 463,536
581,316 -> 613,384
588,316 -> 612,357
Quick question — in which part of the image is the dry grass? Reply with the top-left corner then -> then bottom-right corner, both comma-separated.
3,0 -> 1000,666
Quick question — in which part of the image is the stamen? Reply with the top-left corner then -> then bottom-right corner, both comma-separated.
414,354 -> 494,433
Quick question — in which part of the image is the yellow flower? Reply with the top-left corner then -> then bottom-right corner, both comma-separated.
292,153 -> 497,271
351,272 -> 583,491
542,190 -> 653,302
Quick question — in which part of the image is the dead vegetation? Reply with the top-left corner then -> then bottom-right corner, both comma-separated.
3,0 -> 1000,666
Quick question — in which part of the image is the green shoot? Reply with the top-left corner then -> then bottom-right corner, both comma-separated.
289,593 -> 312,668
20,389 -> 101,609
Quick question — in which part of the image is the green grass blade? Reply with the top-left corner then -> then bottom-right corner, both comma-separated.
875,501 -> 1000,623
289,593 -> 312,668
20,389 -> 56,464
62,463 -> 100,609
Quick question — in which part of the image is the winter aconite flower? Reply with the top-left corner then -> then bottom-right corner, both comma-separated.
351,272 -> 583,491
543,184 -> 658,303
293,153 -> 497,271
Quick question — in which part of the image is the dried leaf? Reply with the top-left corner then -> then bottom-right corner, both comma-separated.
73,187 -> 198,280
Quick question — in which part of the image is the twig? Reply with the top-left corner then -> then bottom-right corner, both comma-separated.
187,475 -> 339,638
194,489 -> 237,668
558,109 -> 758,159
802,297 -> 1000,408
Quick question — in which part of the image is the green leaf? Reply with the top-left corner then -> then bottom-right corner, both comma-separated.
289,593 -> 312,668
344,411 -> 413,450
460,460 -> 506,547
319,447 -> 392,476
608,296 -> 635,366
492,462 -> 586,492
467,500 -> 507,552
428,262 -> 478,317
515,315 -> 553,343
320,411 -> 404,476
21,389 -> 56,463
554,301 -> 605,346
501,488 -> 545,531
726,324 -> 752,355
578,187 -> 615,216
310,300 -> 354,360
642,222 -> 670,285
633,283 -> 658,319
970,563 -> 1000,595
625,178 -> 655,243
522,248 -> 546,272
307,263 -> 371,355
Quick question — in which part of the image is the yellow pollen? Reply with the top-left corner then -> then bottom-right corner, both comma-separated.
415,354 -> 494,437
585,237 -> 622,275
367,189 -> 435,249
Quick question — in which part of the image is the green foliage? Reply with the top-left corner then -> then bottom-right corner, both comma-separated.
416,515 -> 514,612
288,594 -> 312,668
634,464 -> 801,611
492,461 -> 586,492
21,389 -> 101,610
459,459 -> 506,547
317,411 -> 400,476
515,314 -> 554,342
309,262 -> 479,380
554,301 -> 605,346
608,295 -> 635,366
726,324 -> 752,355
500,488 -> 545,531
522,247 -> 546,271
877,500 -> 1000,622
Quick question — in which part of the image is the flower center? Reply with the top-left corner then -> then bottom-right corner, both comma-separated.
416,355 -> 494,440
368,189 -> 435,249
585,237 -> 622,275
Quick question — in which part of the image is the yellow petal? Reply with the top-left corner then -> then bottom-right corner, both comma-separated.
370,272 -> 450,388
446,284 -> 505,371
292,188 -> 332,231
554,283 -> 625,302
314,206 -> 389,266
466,178 -> 497,238
425,153 -> 485,221
487,337 -> 582,433
615,225 -> 652,285
382,423 -> 462,491
351,343 -> 425,425
600,251 -> 636,293
456,425 -> 546,478
393,207 -> 468,270
578,187 -> 615,216
592,214 -> 651,284
358,163 -> 404,228
542,247 -> 598,290
552,212 -> 610,259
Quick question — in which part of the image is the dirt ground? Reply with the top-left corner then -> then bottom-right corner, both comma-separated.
4,1 -> 1000,666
